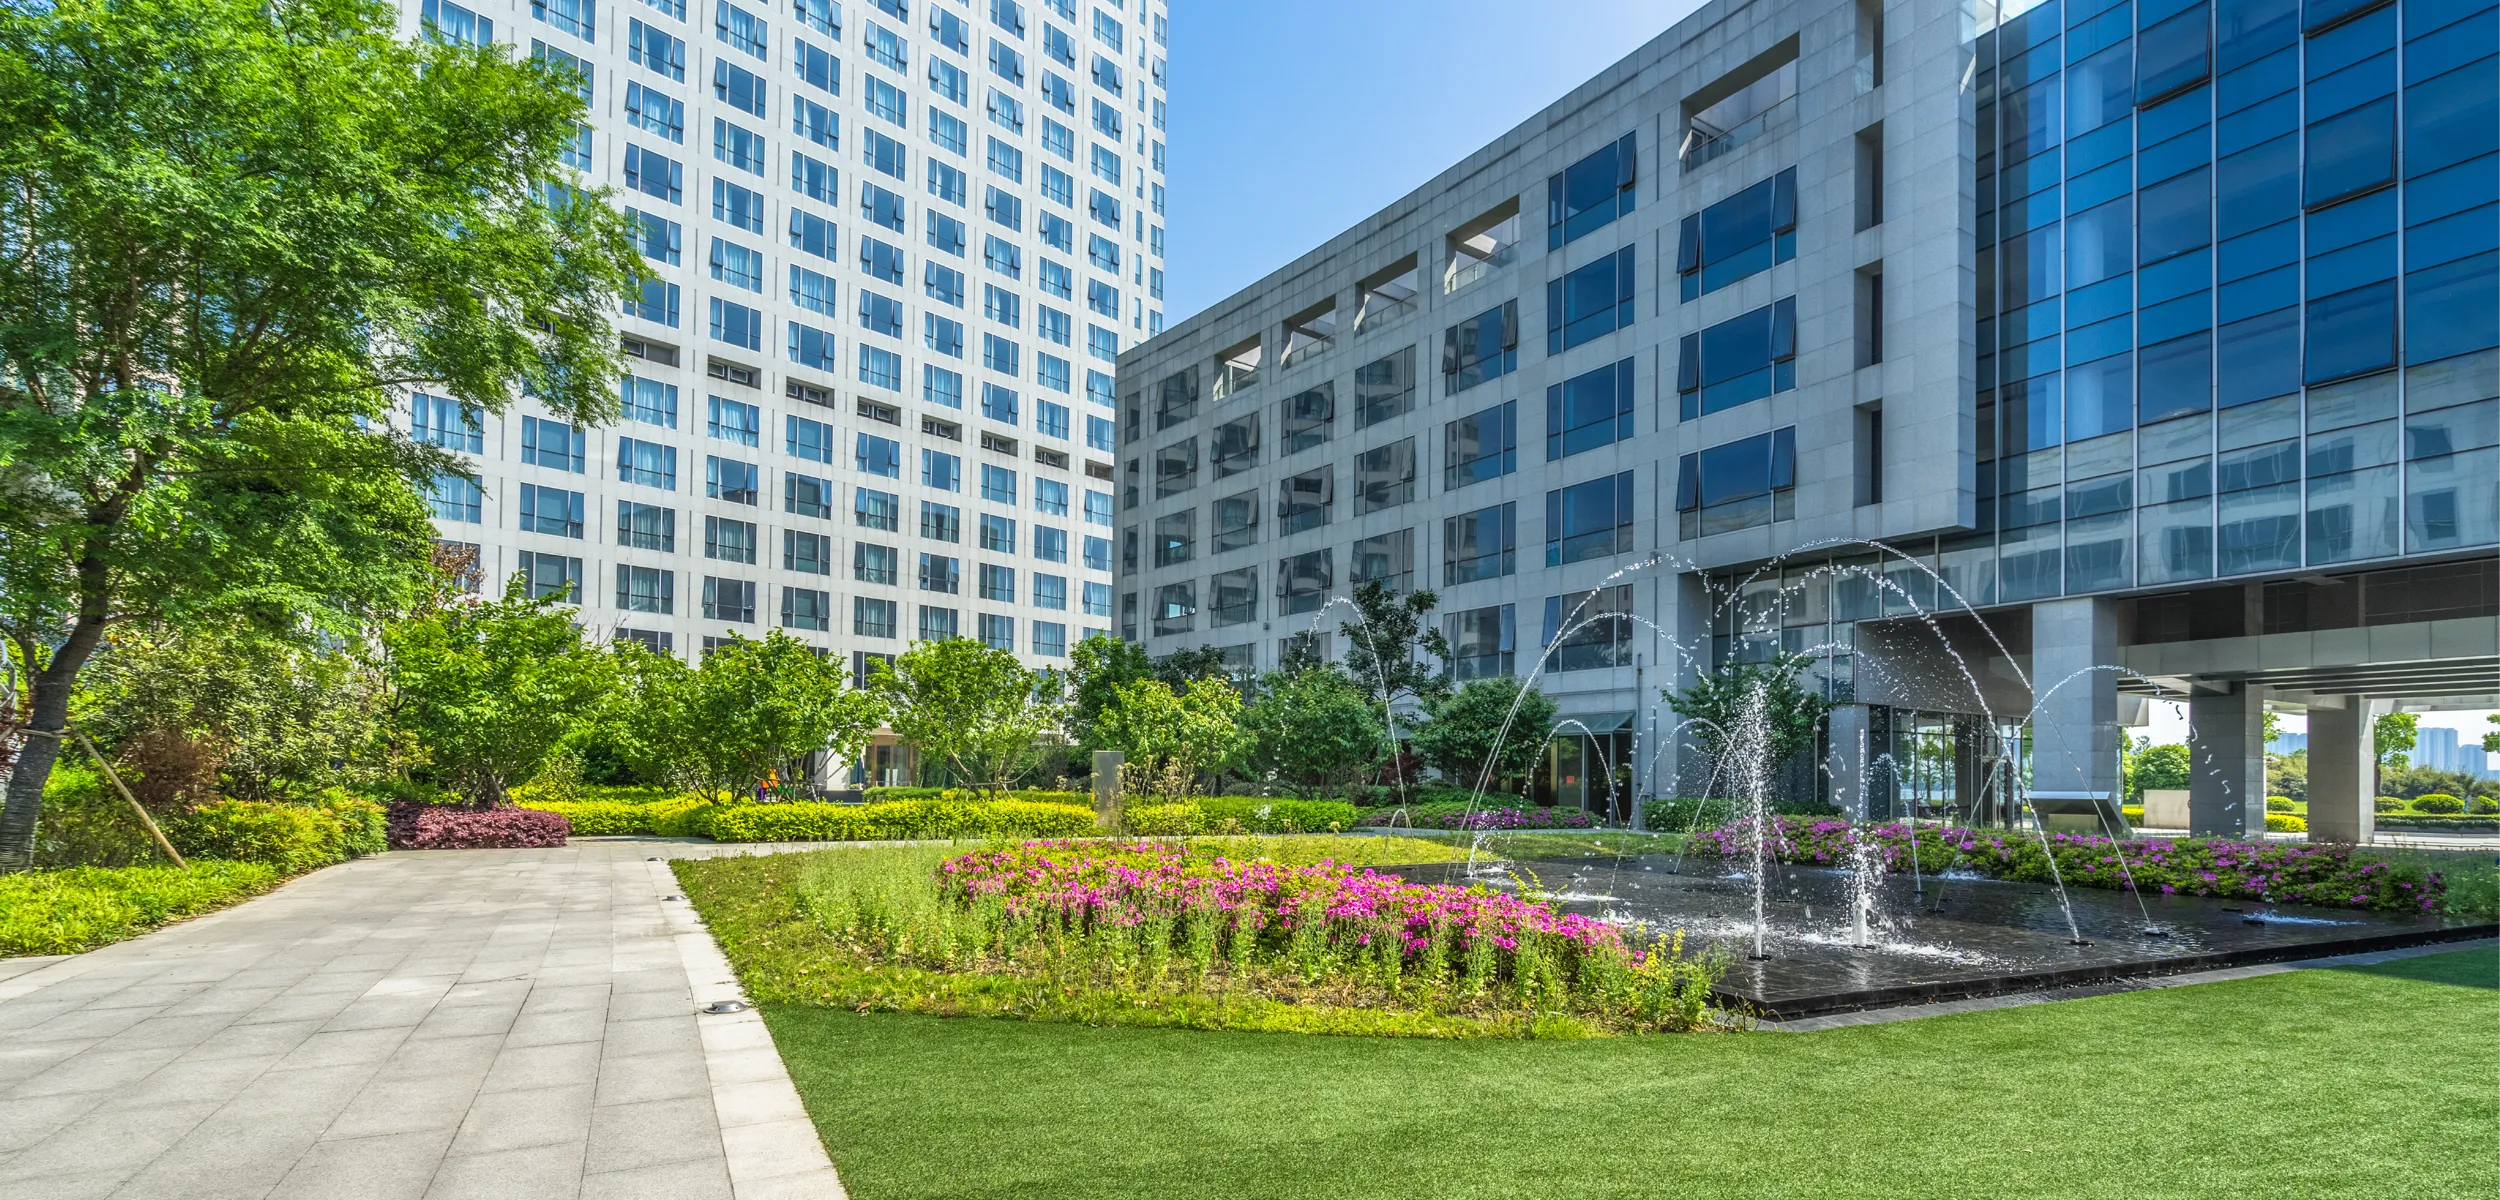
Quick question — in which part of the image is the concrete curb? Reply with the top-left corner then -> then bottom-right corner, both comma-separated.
646,857 -> 847,1200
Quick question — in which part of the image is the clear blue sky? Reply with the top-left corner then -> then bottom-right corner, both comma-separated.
1160,0 -> 1709,323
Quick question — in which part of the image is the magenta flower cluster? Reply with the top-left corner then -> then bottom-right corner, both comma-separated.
1688,817 -> 2446,913
937,840 -> 1625,959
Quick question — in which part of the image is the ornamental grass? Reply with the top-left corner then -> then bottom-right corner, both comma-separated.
679,837 -> 1728,1038
1688,817 -> 2449,913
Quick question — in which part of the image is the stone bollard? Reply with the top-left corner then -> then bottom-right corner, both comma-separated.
1092,750 -> 1125,834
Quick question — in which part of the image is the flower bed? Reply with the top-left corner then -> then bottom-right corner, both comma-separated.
1356,803 -> 1599,831
899,840 -> 1721,1032
1688,817 -> 2446,913
386,801 -> 570,850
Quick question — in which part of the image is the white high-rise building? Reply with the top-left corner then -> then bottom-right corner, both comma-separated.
402,0 -> 1169,690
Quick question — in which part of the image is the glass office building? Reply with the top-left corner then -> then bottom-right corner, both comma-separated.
1117,0 -> 2495,829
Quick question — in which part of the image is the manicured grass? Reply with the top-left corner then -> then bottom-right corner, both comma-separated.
0,861 -> 283,956
763,948 -> 2498,1199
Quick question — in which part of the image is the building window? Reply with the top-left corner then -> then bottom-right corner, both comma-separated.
1033,525 -> 1069,562
617,438 -> 678,490
918,552 -> 961,594
703,516 -> 758,564
426,472 -> 483,523
617,501 -> 675,551
1443,502 -> 1516,585
1276,548 -> 1331,616
517,483 -> 585,538
787,530 -> 834,575
1350,529 -> 1414,594
515,550 -> 584,603
1676,298 -> 1797,419
1445,603 -> 1515,680
617,564 -> 675,614
1444,401 -> 1517,489
854,541 -> 899,584
782,587 -> 832,631
1442,300 -> 1518,394
921,501 -> 962,542
1154,437 -> 1198,498
1354,346 -> 1415,428
1151,581 -> 1195,635
1031,620 -> 1067,656
1212,412 -> 1259,479
1540,585 -> 1632,672
979,513 -> 1017,553
1209,567 -> 1256,626
856,487 -> 902,531
1545,471 -> 1635,566
1547,133 -> 1637,248
1279,384 -> 1334,456
1277,468 -> 1333,535
412,392 -> 484,452
784,471 -> 835,518
978,563 -> 1016,602
1546,247 -> 1636,353
855,597 -> 898,638
706,456 -> 759,505
1547,359 -> 1636,460
1153,509 -> 1193,567
1675,168 -> 1797,299
1675,427 -> 1797,538
1353,438 -> 1416,514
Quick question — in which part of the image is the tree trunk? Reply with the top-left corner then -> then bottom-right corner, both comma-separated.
0,673 -> 75,873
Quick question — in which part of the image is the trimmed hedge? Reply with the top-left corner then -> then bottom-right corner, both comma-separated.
2413,793 -> 2465,814
164,798 -> 387,874
863,786 -> 1087,806
386,802 -> 571,850
702,799 -> 1098,842
2266,813 -> 2307,832
1126,797 -> 1355,835
2377,815 -> 2500,832
522,795 -> 715,837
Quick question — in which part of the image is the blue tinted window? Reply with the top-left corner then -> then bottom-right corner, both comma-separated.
1544,360 -> 1636,460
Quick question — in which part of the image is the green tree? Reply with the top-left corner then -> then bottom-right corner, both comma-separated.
1061,633 -> 1232,750
1409,676 -> 1560,795
869,639 -> 1062,794
2374,712 -> 2419,767
614,632 -> 884,801
2129,743 -> 2192,799
0,0 -> 641,870
1239,667 -> 1387,798
380,579 -> 618,805
2267,750 -> 2308,803
1093,677 -> 1248,798
76,622 -> 384,802
1338,578 -> 1451,708
2483,713 -> 2499,756
1664,654 -> 1832,770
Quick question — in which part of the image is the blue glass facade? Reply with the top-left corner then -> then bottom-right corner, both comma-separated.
1968,0 -> 2499,605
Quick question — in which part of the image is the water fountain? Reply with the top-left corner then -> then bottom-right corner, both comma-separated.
1357,540 -> 2491,1017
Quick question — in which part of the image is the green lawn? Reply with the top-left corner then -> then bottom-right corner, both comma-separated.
766,948 -> 2498,1199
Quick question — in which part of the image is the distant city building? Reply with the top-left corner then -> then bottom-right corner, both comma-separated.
2268,731 -> 2308,754
403,0 -> 1171,689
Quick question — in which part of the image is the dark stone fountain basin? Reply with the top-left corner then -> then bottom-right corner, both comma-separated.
1388,854 -> 2495,1018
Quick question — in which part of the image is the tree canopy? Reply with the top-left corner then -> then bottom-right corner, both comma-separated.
1092,677 -> 1248,799
869,639 -> 1062,793
379,578 -> 617,805
613,631 -> 884,800
1664,654 -> 1832,774
1337,579 -> 1450,709
2373,712 -> 2419,767
0,0 -> 642,868
1239,667 -> 1387,798
1409,676 -> 1558,795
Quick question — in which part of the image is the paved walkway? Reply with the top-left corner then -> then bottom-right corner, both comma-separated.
0,841 -> 845,1200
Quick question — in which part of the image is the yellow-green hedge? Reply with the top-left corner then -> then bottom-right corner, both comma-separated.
1125,797 -> 1355,835
518,796 -> 1099,842
2266,813 -> 2307,832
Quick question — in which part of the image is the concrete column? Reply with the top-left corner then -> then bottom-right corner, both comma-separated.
1826,704 -> 1874,816
2306,697 -> 2380,844
2187,685 -> 2265,838
2029,597 -> 2120,799
1659,572 -> 1717,799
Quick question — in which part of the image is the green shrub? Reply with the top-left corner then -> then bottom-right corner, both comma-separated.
0,861 -> 281,956
865,786 -> 1086,806
314,794 -> 389,858
33,762 -> 158,867
1124,797 -> 1354,835
519,793 -> 715,836
509,778 -> 683,806
704,799 -> 1098,842
2265,796 -> 2295,813
1643,797 -> 1741,830
2121,805 -> 2145,824
164,800 -> 350,874
2472,797 -> 2500,815
2375,796 -> 2404,813
2265,813 -> 2307,832
2413,793 -> 2465,814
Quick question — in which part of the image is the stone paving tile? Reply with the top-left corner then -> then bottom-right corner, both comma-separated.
2,843 -> 844,1200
